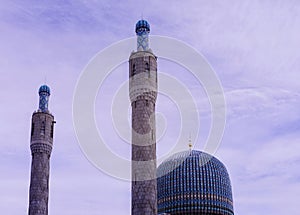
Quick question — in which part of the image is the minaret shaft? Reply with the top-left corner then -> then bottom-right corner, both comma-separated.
131,97 -> 157,215
130,28 -> 158,213
28,86 -> 54,215
29,152 -> 50,214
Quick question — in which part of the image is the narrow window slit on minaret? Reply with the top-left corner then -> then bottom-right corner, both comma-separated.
31,122 -> 34,136
151,129 -> 154,140
50,121 -> 54,138
132,64 -> 136,76
40,121 -> 45,135
146,62 -> 150,77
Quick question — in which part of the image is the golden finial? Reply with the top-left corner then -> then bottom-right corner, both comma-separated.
188,133 -> 192,151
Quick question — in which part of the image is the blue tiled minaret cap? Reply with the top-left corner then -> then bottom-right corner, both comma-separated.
135,19 -> 150,35
38,85 -> 50,112
39,85 -> 51,95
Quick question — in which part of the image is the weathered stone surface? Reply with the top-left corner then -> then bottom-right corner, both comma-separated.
130,51 -> 158,215
28,112 -> 55,215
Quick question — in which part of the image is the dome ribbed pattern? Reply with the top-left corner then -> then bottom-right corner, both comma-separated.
39,85 -> 50,95
157,150 -> 234,215
135,19 -> 150,34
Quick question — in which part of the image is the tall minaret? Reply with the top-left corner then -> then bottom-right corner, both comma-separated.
28,85 -> 55,215
129,20 -> 158,215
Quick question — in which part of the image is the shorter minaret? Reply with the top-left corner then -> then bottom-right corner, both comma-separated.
28,85 -> 55,215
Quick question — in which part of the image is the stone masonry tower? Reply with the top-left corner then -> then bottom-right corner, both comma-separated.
129,19 -> 158,215
28,85 -> 55,215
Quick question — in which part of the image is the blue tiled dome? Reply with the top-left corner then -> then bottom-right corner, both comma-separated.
157,150 -> 234,215
135,19 -> 150,33
39,85 -> 50,95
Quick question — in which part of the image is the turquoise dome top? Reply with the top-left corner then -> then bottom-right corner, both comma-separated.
135,19 -> 150,34
39,85 -> 50,95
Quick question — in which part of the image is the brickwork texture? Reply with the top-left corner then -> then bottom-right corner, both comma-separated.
28,112 -> 54,215
130,51 -> 158,215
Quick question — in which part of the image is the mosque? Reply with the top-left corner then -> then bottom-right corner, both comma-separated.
27,19 -> 234,215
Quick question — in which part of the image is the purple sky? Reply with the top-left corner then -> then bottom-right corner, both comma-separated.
1,0 -> 300,214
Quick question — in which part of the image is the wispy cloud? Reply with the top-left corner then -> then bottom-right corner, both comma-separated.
1,0 -> 300,214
